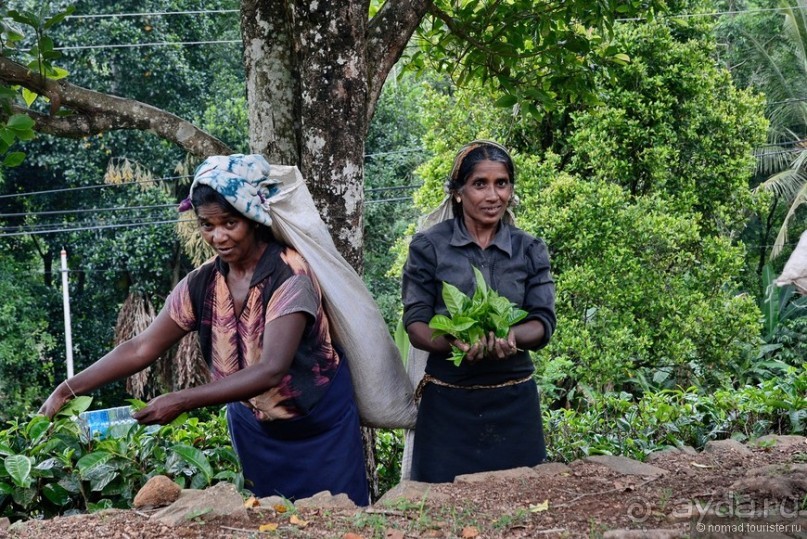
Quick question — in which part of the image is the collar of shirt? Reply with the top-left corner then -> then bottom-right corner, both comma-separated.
449,216 -> 513,257
214,239 -> 283,286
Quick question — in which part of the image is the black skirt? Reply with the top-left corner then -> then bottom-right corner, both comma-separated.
410,378 -> 546,483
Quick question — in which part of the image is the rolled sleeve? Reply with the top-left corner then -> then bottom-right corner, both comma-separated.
523,239 -> 556,348
264,274 -> 319,324
164,275 -> 197,332
402,234 -> 439,328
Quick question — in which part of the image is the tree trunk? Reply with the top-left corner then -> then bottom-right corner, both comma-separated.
242,1 -> 369,270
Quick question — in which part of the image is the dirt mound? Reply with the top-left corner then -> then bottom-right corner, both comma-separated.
6,437 -> 806,539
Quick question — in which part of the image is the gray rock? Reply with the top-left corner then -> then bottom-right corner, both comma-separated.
703,439 -> 753,455
583,455 -> 667,477
454,466 -> 540,484
746,463 -> 807,477
646,446 -> 698,462
533,462 -> 572,476
376,480 -> 450,506
0,517 -> 9,532
603,529 -> 687,539
133,474 -> 182,508
294,491 -> 357,510
150,481 -> 247,526
751,435 -> 807,449
256,495 -> 288,509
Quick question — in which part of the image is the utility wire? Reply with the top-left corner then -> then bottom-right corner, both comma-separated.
0,203 -> 176,219
616,4 -> 807,22
55,40 -> 240,51
0,175 -> 190,200
0,218 -> 192,238
65,9 -> 239,20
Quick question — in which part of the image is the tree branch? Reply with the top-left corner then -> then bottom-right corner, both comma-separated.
365,0 -> 432,126
0,57 -> 232,157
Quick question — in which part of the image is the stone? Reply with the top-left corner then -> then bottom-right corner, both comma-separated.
256,495 -> 288,509
150,482 -> 247,526
583,455 -> 667,477
533,462 -> 572,476
454,466 -> 540,484
646,446 -> 698,462
376,480 -> 450,506
133,474 -> 182,508
294,491 -> 357,510
703,439 -> 752,455
745,463 -> 807,477
751,435 -> 807,449
0,517 -> 8,532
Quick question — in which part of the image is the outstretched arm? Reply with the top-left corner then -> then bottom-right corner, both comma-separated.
132,312 -> 307,425
39,308 -> 188,418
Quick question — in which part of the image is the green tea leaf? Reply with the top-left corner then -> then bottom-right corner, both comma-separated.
442,282 -> 467,316
42,483 -> 70,506
77,451 -> 113,478
56,396 -> 93,417
170,444 -> 213,483
428,265 -> 529,366
4,455 -> 32,488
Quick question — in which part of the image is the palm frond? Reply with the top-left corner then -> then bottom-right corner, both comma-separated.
771,180 -> 807,258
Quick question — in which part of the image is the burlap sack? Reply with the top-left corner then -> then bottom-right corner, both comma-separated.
776,230 -> 807,295
264,164 -> 417,428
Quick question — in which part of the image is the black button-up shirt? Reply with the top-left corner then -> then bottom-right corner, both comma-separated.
402,217 -> 556,384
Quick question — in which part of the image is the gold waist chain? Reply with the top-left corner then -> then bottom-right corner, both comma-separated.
415,373 -> 534,402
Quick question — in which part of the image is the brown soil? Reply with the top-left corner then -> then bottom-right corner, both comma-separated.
6,443 -> 807,539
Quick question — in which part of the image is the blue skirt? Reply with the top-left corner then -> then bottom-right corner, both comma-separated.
227,360 -> 369,505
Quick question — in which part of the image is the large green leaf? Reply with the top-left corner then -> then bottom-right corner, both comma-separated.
170,444 -> 213,484
42,483 -> 71,506
4,454 -> 32,487
441,282 -> 468,316
76,451 -> 113,479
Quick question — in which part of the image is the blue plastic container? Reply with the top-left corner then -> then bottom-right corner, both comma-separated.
78,405 -> 137,439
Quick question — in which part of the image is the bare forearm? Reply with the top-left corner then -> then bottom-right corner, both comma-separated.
56,339 -> 159,398
511,320 -> 546,350
173,363 -> 286,409
406,321 -> 454,353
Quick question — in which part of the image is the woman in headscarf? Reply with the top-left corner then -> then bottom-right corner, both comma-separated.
402,140 -> 556,482
40,154 -> 369,505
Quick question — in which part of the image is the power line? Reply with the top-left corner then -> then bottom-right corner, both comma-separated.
0,218 -> 192,238
65,9 -> 239,20
0,203 -> 176,219
55,40 -> 240,52
0,175 -> 190,200
616,4 -> 807,22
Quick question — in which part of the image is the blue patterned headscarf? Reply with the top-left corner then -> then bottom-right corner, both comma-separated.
180,154 -> 282,227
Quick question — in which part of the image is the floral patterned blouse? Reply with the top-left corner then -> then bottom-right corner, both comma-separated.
165,240 -> 340,420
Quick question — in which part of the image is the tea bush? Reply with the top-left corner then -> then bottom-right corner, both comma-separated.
0,397 -> 240,521
544,366 -> 806,462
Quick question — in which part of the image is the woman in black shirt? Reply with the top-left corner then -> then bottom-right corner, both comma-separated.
402,140 -> 556,482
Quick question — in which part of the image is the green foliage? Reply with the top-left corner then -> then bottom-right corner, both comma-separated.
429,267 -> 527,366
0,255 -> 56,421
411,0 -> 669,116
375,428 -> 404,496
0,2 -> 73,166
0,402 -> 240,521
567,19 -> 766,235
522,173 -> 761,396
545,365 -> 807,462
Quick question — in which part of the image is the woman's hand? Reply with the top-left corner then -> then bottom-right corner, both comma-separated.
38,383 -> 73,419
132,392 -> 188,425
462,330 -> 518,363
